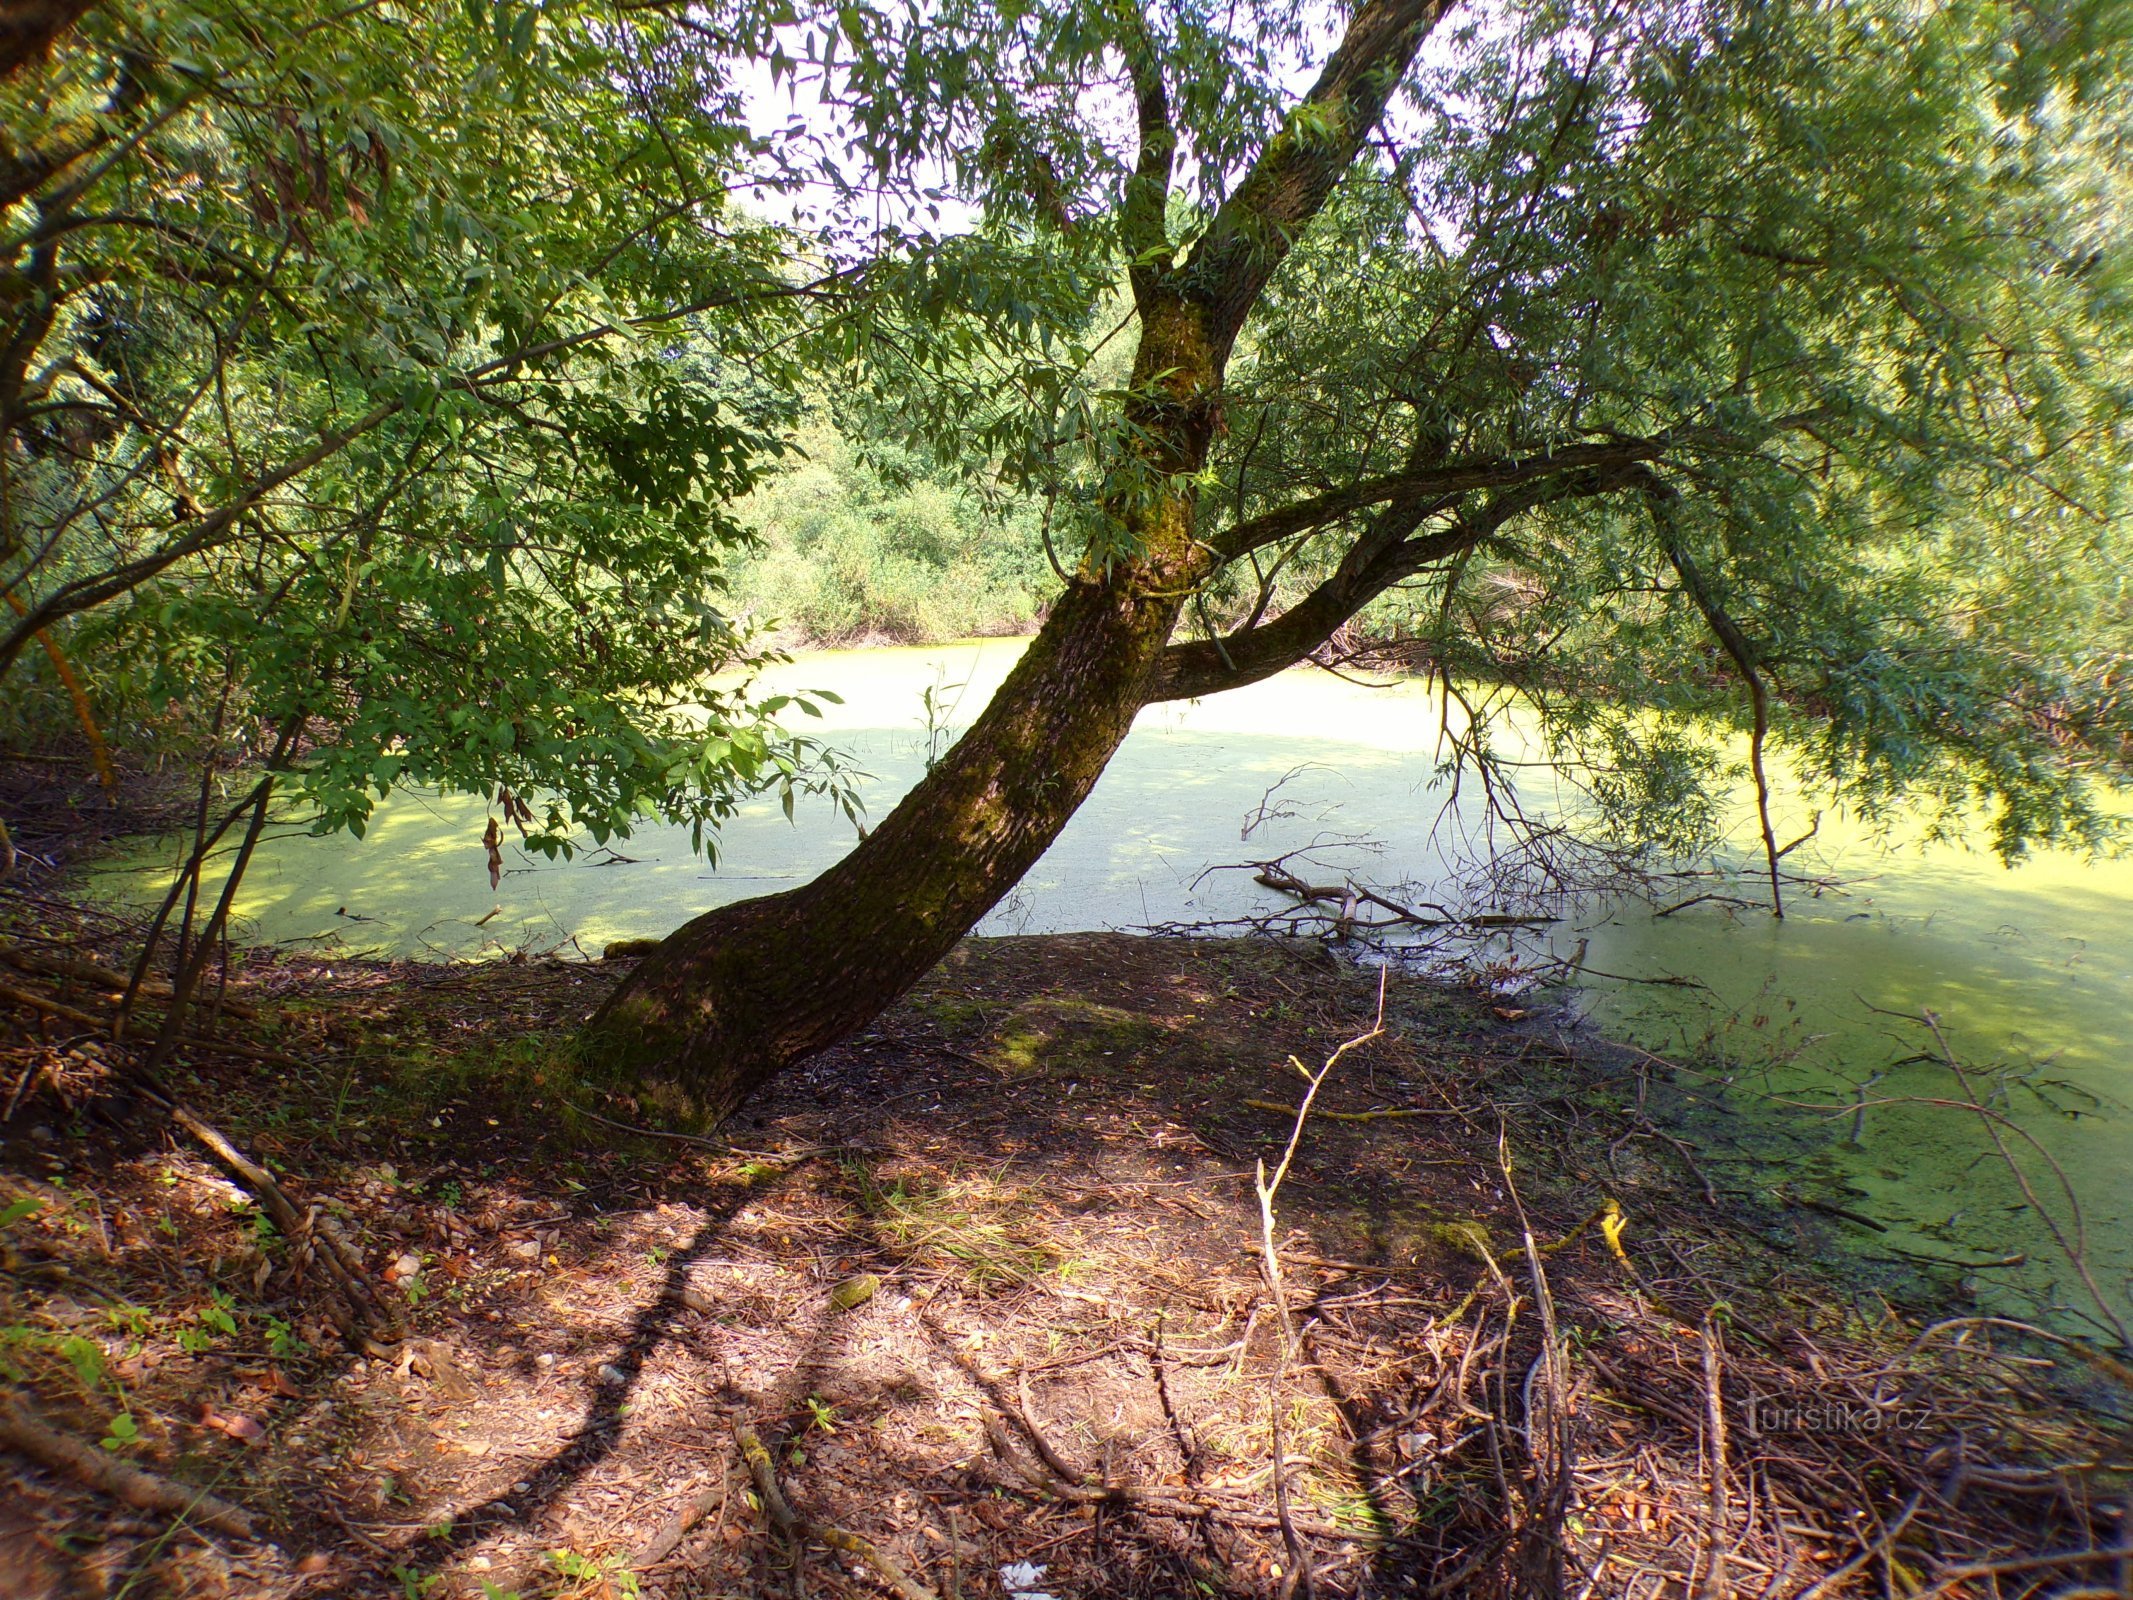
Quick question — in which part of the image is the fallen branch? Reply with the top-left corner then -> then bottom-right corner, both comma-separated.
734,1419 -> 938,1600
0,942 -> 256,1018
978,1411 -> 1379,1541
1252,970 -> 1389,1600
163,1099 -> 397,1340
0,1394 -> 257,1538
634,1459 -> 728,1567
1696,1316 -> 1730,1600
1251,863 -> 1557,931
0,979 -> 103,1028
1243,1097 -> 1459,1123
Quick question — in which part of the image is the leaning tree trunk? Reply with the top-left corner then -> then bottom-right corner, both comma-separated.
583,566 -> 1198,1123
581,307 -> 1221,1123
580,0 -> 1456,1122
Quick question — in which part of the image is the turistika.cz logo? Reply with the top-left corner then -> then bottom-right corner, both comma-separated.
1749,1398 -> 1929,1435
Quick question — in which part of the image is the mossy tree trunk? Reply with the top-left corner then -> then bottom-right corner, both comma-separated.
583,0 -> 1455,1123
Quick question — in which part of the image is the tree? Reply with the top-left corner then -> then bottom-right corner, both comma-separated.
587,0 -> 2133,1121
0,0 -> 862,1030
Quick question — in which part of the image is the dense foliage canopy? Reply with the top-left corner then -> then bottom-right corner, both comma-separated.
6,0 -> 2132,881
832,0 -> 2133,860
0,0 -> 861,854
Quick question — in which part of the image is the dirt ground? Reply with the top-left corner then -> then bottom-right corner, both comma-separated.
2,928 -> 2128,1599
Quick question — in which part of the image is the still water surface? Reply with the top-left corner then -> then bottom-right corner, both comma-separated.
111,640 -> 2133,1329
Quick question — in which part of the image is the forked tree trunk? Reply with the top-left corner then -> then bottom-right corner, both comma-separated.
581,0 -> 1455,1122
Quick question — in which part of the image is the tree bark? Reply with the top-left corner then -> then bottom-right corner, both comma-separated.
584,295 -> 1224,1122
583,515 -> 1209,1125
0,0 -> 97,78
581,0 -> 1460,1122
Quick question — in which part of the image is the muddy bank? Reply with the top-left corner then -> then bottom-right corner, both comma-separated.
0,930 -> 2127,1598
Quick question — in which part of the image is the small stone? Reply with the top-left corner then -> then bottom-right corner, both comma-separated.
597,1363 -> 629,1386
506,1239 -> 540,1262
535,1352 -> 557,1369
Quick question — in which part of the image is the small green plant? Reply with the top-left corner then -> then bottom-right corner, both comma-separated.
104,1303 -> 154,1339
178,1291 -> 241,1353
266,1317 -> 307,1359
546,1549 -> 640,1597
803,1395 -> 839,1434
28,1332 -> 141,1451
919,672 -> 967,771
58,1335 -> 106,1391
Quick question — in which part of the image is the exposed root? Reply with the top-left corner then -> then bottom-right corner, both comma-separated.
735,1419 -> 941,1600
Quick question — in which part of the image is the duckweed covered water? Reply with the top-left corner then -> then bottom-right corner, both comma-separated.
105,639 -> 2133,1330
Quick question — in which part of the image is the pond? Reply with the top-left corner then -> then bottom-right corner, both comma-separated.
108,638 -> 2133,1334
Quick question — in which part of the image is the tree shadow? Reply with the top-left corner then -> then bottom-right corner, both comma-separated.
414,1155 -> 807,1566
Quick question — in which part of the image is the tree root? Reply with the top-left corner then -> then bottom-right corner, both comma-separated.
733,1419 -> 939,1600
0,1394 -> 258,1539
978,1408 -> 1381,1543
163,1101 -> 399,1342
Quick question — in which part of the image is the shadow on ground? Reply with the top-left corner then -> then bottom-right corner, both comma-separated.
3,934 -> 2124,1599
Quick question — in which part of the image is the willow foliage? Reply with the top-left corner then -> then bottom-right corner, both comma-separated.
7,0 -> 2131,873
0,0 -> 855,851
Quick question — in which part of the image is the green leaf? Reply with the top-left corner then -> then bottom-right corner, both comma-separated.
0,1198 -> 42,1229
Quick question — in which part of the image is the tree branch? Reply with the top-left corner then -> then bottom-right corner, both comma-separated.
1212,433 -> 1677,560
1146,468 -> 1631,703
1635,468 -> 1785,917
1183,0 -> 1458,359
0,267 -> 859,677
1113,0 -> 1175,299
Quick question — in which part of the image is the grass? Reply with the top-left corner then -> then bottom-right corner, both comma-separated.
846,1162 -> 1063,1291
